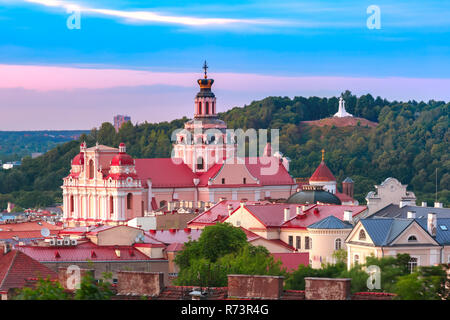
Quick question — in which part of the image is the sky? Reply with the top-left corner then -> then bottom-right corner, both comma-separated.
0,0 -> 449,130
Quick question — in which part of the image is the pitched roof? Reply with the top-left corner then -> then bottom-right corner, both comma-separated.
0,250 -> 57,292
188,200 -> 270,227
309,161 -> 336,182
359,218 -> 414,246
307,215 -> 353,229
271,253 -> 309,271
369,204 -> 450,219
0,221 -> 61,232
145,228 -> 202,244
415,218 -> 450,245
16,241 -> 152,262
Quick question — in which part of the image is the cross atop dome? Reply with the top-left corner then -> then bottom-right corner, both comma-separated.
203,60 -> 208,79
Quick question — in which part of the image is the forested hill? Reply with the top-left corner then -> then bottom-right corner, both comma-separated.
0,91 -> 448,210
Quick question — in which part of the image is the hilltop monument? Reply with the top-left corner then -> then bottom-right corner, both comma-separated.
334,97 -> 353,118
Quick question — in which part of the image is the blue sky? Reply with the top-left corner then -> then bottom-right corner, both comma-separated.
0,0 -> 449,130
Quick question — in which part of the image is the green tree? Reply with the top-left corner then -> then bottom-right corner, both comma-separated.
74,272 -> 114,300
13,277 -> 69,300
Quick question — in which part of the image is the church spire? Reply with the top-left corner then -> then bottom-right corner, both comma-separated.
195,61 -> 216,118
321,149 -> 325,162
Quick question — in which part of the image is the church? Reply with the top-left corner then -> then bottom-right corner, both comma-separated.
62,64 -> 297,227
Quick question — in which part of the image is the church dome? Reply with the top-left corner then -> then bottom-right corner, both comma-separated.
72,153 -> 84,165
111,143 -> 134,166
287,185 -> 341,205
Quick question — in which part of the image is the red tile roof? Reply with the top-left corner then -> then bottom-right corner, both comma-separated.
0,250 -> 57,292
272,252 -> 310,271
0,230 -> 57,240
0,221 -> 61,232
16,241 -> 153,262
145,228 -> 202,244
309,161 -> 336,182
335,192 -> 355,203
188,200 -> 270,227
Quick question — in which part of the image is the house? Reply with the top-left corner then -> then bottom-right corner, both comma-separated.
0,244 -> 58,300
345,214 -> 450,270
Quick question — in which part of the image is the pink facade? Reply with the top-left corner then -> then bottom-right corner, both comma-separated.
63,70 -> 296,227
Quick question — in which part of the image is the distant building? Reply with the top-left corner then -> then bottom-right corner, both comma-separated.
365,178 -> 417,215
113,115 -> 131,132
345,214 -> 450,270
2,161 -> 21,170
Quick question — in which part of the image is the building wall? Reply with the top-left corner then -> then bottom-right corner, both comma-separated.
307,229 -> 352,268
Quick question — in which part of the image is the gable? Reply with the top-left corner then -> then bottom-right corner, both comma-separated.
346,222 -> 375,246
210,161 -> 258,186
92,226 -> 143,246
224,207 -> 266,230
390,222 -> 440,246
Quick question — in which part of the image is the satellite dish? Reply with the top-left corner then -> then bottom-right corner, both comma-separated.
40,228 -> 50,237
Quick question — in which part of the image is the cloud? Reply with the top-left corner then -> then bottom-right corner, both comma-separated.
22,0 -> 284,27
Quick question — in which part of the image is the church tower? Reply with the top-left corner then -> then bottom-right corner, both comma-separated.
173,62 -> 236,173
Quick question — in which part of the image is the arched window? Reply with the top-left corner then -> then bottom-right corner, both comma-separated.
198,101 -> 202,114
127,193 -> 133,210
335,238 -> 342,250
305,236 -> 311,250
354,254 -> 360,265
197,157 -> 204,170
408,235 -> 417,242
408,257 -> 418,273
88,159 -> 95,179
205,101 -> 209,114
109,196 -> 114,216
358,229 -> 366,241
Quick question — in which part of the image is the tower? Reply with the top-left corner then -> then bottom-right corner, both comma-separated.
173,62 -> 236,172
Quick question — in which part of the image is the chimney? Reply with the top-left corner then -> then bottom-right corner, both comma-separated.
167,202 -> 173,211
434,202 -> 443,208
240,198 -> 247,208
296,206 -> 302,215
407,211 -> 416,219
343,210 -> 353,224
399,200 -> 408,208
227,204 -> 233,216
421,202 -> 427,207
427,213 -> 437,237
284,207 -> 290,222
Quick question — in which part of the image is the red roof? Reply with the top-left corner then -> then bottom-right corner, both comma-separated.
310,161 -> 336,182
0,230 -> 58,240
16,241 -> 152,262
335,192 -> 355,203
228,203 -> 366,229
272,252 -> 310,271
111,152 -> 134,166
165,243 -> 185,252
72,153 -> 84,165
0,221 -> 61,232
0,250 -> 58,292
188,200 -> 271,227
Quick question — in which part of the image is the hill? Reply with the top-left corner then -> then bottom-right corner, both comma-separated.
301,116 -> 378,128
0,91 -> 448,210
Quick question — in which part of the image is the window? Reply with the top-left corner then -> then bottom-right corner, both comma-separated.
288,236 -> 293,247
109,196 -> 114,216
354,254 -> 360,265
243,178 -> 246,184
440,225 -> 448,231
212,101 -> 215,114
197,157 -> 204,170
296,236 -> 301,249
222,178 -> 225,184
305,236 -> 311,250
407,235 -> 417,242
408,257 -> 418,273
335,238 -> 342,250
127,193 -> 133,210
70,195 -> 74,213
88,159 -> 95,179
358,229 -> 366,241
198,102 -> 202,114
205,101 -> 209,114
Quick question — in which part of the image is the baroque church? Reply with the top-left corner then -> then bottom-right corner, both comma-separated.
62,65 -> 297,227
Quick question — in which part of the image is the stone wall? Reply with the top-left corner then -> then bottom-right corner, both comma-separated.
304,277 -> 351,300
227,274 -> 284,299
116,271 -> 164,297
